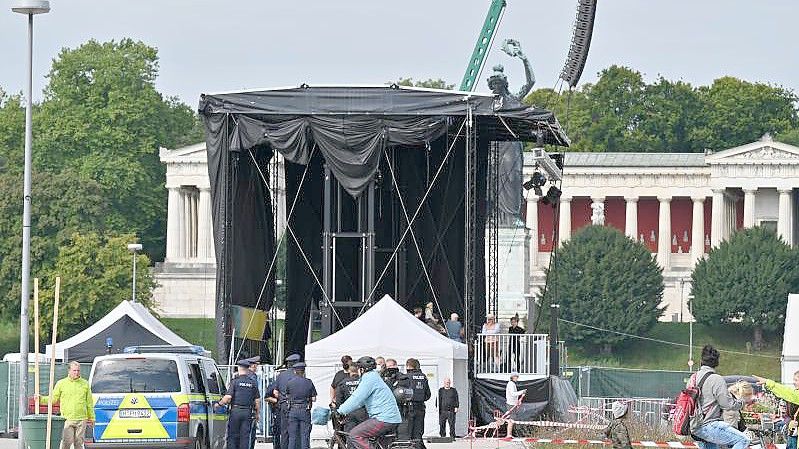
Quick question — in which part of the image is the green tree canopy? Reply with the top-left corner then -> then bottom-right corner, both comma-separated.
394,77 -> 454,90
34,39 -> 198,257
540,225 -> 664,353
690,227 -> 799,350
37,232 -> 155,340
525,66 -> 799,152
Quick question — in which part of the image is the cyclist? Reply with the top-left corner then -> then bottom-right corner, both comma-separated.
334,356 -> 402,449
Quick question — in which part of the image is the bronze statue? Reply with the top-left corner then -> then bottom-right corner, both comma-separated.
489,39 -> 536,228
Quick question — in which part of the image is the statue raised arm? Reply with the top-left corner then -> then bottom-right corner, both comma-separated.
501,39 -> 535,101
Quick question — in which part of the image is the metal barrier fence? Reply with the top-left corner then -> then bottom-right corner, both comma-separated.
474,333 -> 549,376
1,361 -> 92,434
572,397 -> 673,431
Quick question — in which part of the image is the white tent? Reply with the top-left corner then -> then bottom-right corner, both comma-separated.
47,300 -> 192,362
782,294 -> 799,384
305,295 -> 469,438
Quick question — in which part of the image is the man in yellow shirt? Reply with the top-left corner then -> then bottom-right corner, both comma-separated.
41,361 -> 94,449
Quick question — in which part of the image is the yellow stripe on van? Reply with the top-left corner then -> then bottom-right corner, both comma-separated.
100,393 -> 169,440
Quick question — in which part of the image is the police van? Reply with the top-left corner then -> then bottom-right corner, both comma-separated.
86,346 -> 229,449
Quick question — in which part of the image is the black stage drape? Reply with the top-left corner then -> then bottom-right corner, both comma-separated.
199,86 -> 569,362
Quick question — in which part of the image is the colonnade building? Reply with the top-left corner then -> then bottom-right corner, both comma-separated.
155,136 -> 799,321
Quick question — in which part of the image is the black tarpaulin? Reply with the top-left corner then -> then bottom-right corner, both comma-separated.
472,376 -> 578,425
199,85 -> 569,361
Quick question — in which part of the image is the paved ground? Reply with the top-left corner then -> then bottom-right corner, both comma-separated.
0,438 -> 523,449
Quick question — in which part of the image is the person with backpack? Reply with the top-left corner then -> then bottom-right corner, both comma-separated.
688,345 -> 750,449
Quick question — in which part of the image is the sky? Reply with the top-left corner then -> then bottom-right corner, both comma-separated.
0,0 -> 797,107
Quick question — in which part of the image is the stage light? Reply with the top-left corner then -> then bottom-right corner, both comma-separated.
523,171 -> 547,196
541,186 -> 562,206
559,0 -> 598,88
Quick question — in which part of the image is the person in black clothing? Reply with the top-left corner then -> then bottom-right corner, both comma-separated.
330,355 -> 352,401
397,358 -> 431,449
333,364 -> 369,431
507,316 -> 525,372
437,378 -> 458,438
381,359 -> 401,389
216,360 -> 261,449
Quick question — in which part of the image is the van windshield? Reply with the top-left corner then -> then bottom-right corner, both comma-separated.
92,359 -> 181,393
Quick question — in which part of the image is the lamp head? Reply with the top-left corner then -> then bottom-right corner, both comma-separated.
127,243 -> 143,252
11,0 -> 50,14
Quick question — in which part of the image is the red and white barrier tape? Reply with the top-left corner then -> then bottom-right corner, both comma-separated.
509,420 -> 606,430
485,437 -> 699,447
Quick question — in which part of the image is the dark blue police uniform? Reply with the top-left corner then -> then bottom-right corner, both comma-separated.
275,354 -> 302,449
225,362 -> 261,449
284,363 -> 317,449
265,379 -> 281,449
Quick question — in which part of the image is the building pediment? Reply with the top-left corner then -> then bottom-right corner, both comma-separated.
159,142 -> 207,163
706,136 -> 799,164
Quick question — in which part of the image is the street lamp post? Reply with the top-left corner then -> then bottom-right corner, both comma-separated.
127,243 -> 143,302
11,0 -> 50,440
688,293 -> 695,370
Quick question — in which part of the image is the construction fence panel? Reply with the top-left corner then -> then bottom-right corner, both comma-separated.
2,361 -> 92,434
573,397 -> 673,431
563,366 -> 692,399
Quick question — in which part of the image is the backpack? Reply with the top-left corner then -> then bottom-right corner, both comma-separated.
672,371 -> 711,436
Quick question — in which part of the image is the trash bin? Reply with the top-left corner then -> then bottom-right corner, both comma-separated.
19,414 -> 65,449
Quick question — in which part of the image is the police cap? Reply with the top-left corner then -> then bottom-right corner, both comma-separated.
246,356 -> 261,366
286,353 -> 302,362
293,362 -> 307,371
236,360 -> 251,368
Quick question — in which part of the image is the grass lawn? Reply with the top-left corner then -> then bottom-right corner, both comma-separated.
567,322 -> 783,379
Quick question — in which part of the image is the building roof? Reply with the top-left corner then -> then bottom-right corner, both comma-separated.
561,152 -> 707,167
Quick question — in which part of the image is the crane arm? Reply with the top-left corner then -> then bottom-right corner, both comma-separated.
459,0 -> 507,92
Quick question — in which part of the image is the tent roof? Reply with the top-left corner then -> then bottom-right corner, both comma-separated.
199,85 -> 569,146
47,300 -> 191,360
305,295 -> 468,363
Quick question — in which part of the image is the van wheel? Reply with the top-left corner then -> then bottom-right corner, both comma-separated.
195,428 -> 207,449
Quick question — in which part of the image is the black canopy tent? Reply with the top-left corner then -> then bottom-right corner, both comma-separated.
199,85 -> 569,363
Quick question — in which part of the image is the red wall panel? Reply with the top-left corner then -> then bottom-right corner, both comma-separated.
704,198 -> 712,252
671,198 -> 692,253
605,197 -> 626,233
735,196 -> 744,231
638,198 -> 659,252
538,202 -> 556,252
571,198 -> 591,234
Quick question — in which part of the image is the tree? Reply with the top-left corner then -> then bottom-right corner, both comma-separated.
34,39 -> 198,259
523,67 -> 799,153
695,77 -> 798,150
37,232 -> 155,340
539,225 -> 664,354
394,77 -> 454,90
691,227 -> 799,350
0,169 -> 111,318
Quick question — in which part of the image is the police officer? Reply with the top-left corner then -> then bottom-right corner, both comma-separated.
397,358 -> 431,449
284,362 -> 317,449
273,353 -> 302,449
332,363 -> 368,431
216,360 -> 261,449
246,356 -> 262,449
264,378 -> 281,449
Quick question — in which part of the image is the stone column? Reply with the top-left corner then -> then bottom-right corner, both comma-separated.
558,197 -> 572,244
178,188 -> 187,259
743,189 -> 756,228
198,187 -> 213,260
657,196 -> 672,269
778,189 -> 793,245
166,186 -> 182,262
526,197 -> 539,269
190,190 -> 199,258
183,189 -> 193,259
711,189 -> 725,247
691,197 -> 705,264
624,197 -> 638,240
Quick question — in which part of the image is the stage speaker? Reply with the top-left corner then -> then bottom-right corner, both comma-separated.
559,0 -> 598,88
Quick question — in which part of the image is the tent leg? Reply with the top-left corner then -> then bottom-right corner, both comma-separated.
321,164 -> 334,338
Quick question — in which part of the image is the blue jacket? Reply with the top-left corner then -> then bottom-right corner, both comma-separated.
337,370 -> 402,424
